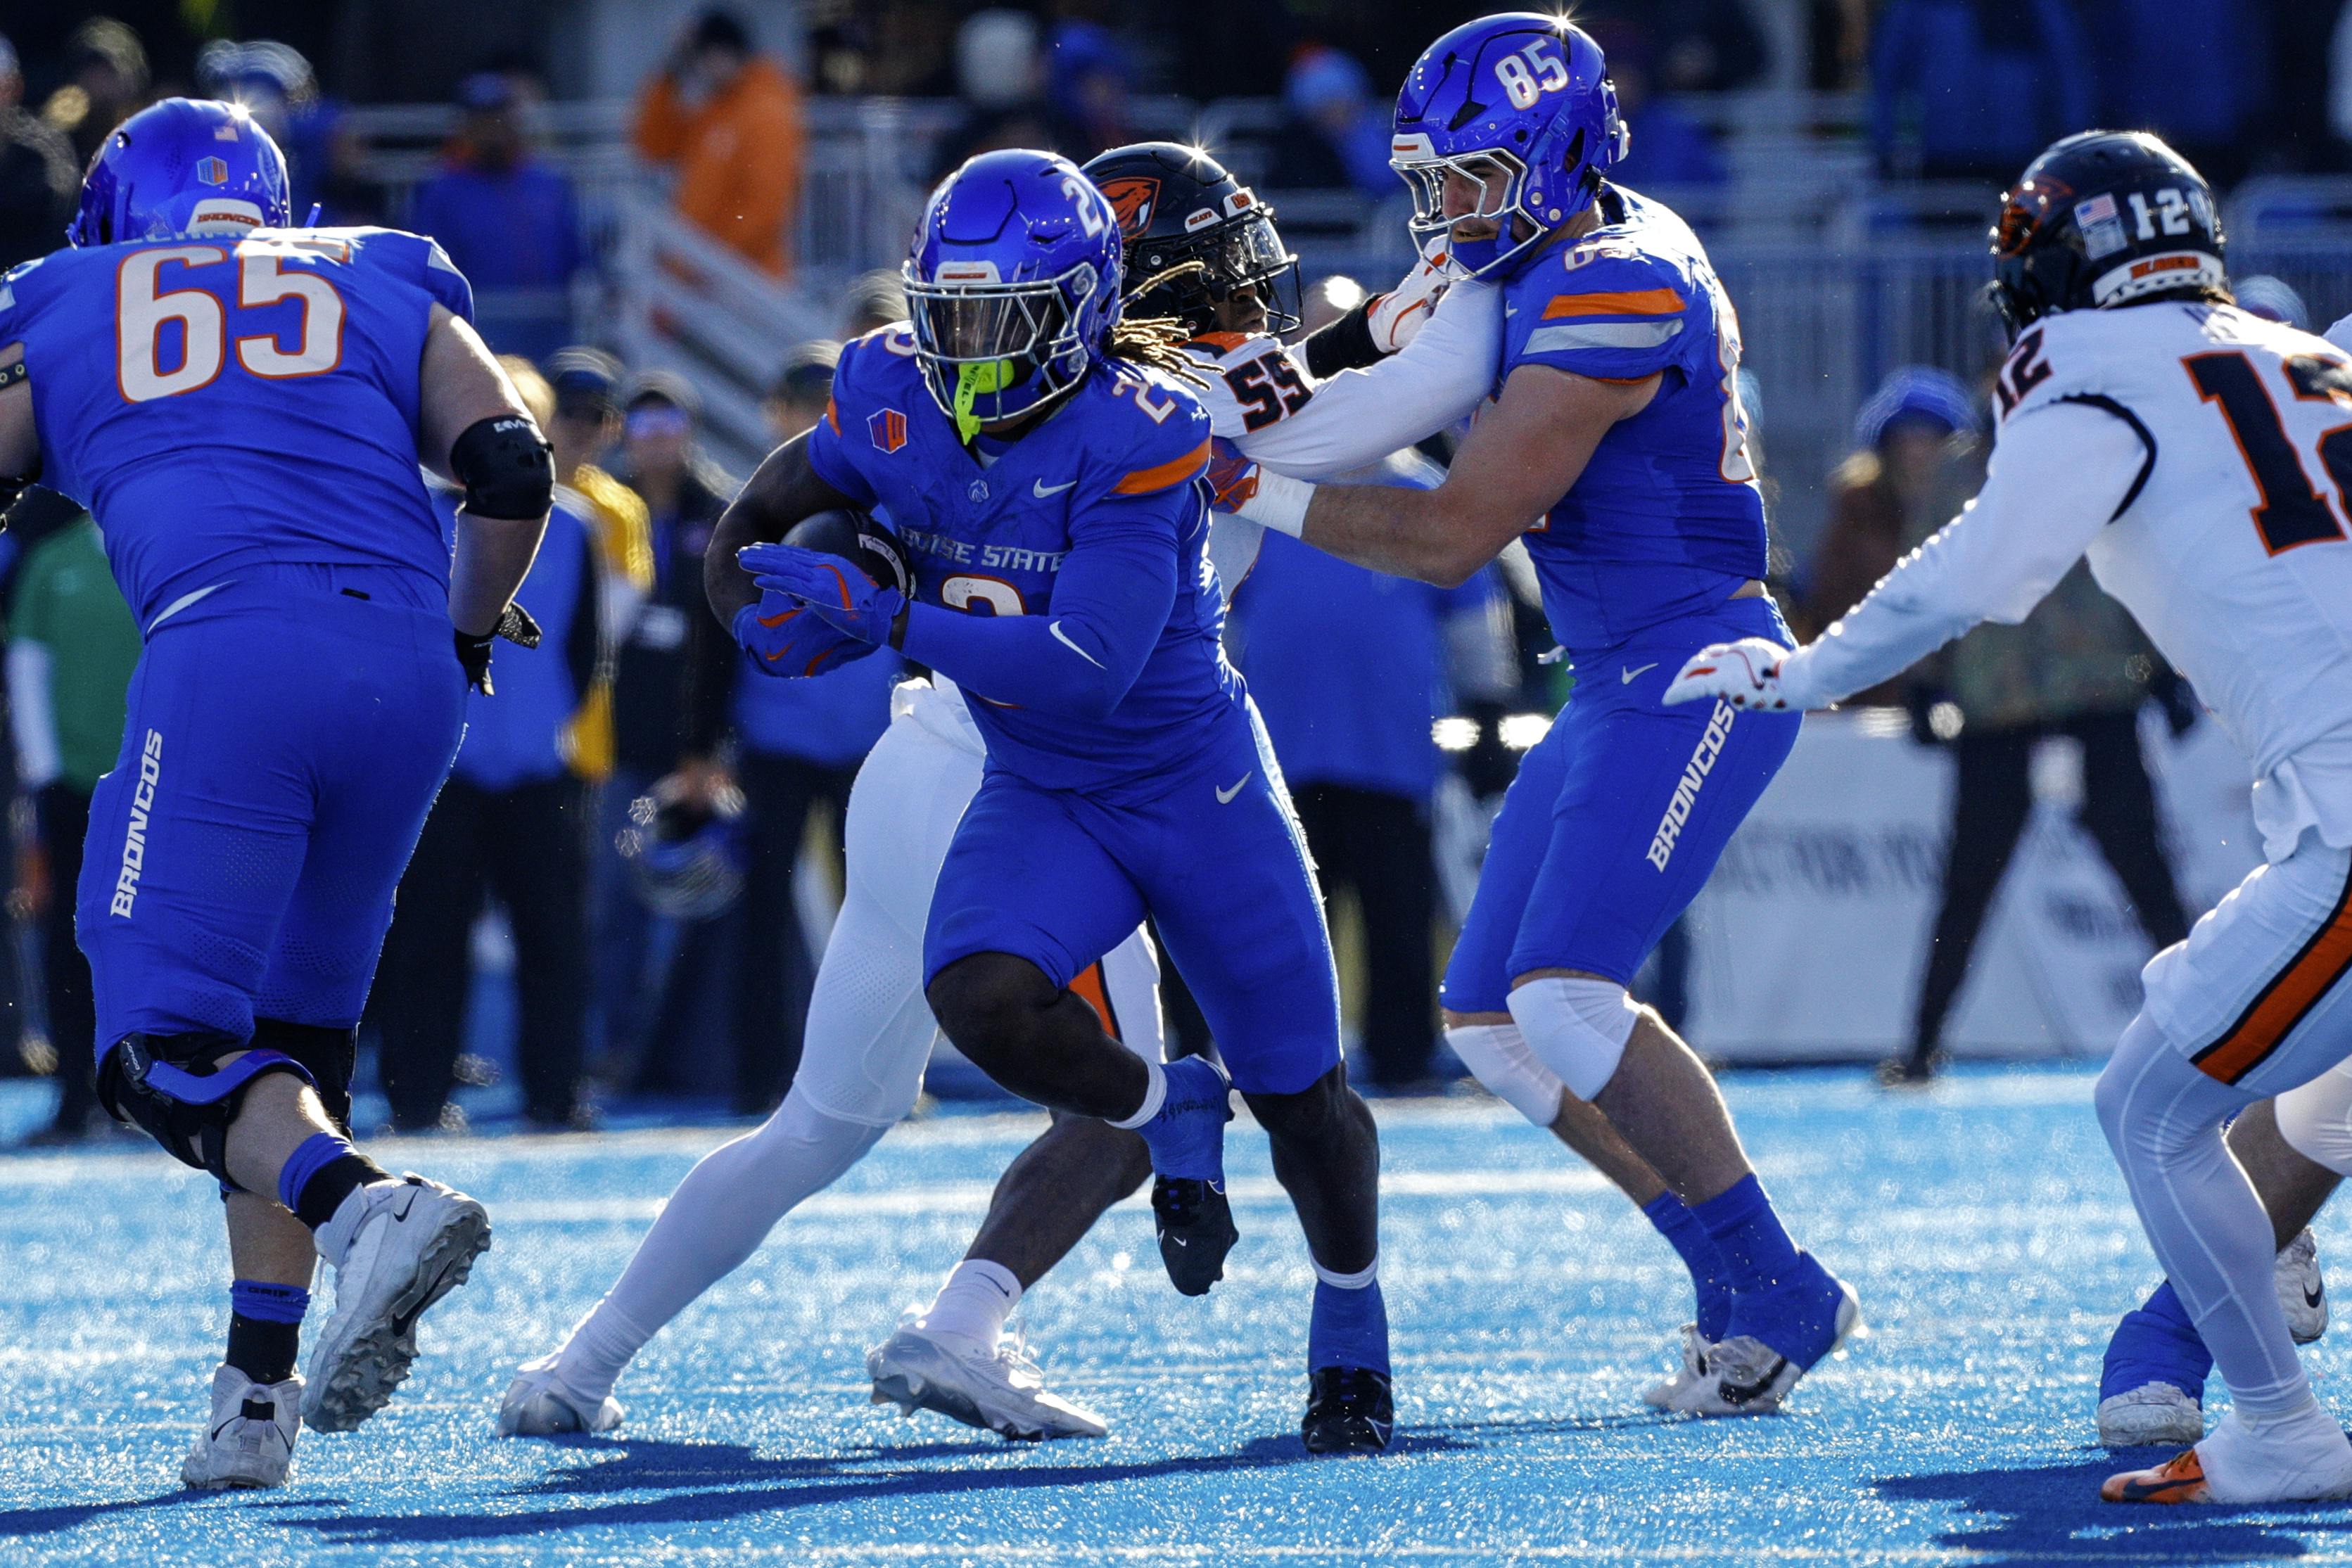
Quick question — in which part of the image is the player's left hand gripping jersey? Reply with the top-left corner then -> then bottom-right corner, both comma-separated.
808,324 -> 1234,794
1498,186 -> 1765,651
0,227 -> 472,625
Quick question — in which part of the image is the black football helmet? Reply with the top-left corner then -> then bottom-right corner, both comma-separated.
1988,129 -> 2226,338
1079,141 -> 1300,336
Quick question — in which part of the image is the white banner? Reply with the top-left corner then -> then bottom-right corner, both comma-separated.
1677,708 -> 2263,1062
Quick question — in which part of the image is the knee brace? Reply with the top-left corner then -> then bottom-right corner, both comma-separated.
96,1033 -> 319,1187
251,1019 -> 359,1134
1506,977 -> 1639,1102
1445,1023 -> 1565,1127
2275,1062 -> 2352,1178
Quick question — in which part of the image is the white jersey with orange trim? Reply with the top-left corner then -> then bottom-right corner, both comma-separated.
1179,285 -> 1504,590
1783,300 -> 2352,862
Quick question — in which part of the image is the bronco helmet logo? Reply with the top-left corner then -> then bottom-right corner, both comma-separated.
195,156 -> 229,186
1098,176 -> 1159,238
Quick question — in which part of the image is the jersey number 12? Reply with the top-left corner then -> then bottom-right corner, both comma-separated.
116,237 -> 347,404
2186,350 -> 2352,554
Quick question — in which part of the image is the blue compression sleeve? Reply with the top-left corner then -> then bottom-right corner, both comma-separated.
898,488 -> 1183,720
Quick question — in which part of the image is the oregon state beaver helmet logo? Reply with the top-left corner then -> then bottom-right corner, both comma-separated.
1098,176 -> 1159,238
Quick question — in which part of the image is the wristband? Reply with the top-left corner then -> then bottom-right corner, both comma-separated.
1237,469 -> 1314,538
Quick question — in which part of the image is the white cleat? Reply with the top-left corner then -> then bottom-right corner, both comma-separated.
867,1313 -> 1107,1441
2104,1401 -> 2352,1504
1663,1282 -> 1862,1418
2098,1381 -> 2206,1447
2280,1229 -> 2329,1346
303,1174 -> 492,1433
498,1353 -> 623,1437
1640,1323 -> 1712,1410
182,1365 -> 300,1491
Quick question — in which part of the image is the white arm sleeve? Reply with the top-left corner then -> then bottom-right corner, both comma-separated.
2328,313 -> 2352,356
1779,398 -> 2145,709
1235,281 -> 1501,482
8,640 -> 58,790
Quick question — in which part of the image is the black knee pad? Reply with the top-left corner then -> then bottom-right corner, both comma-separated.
1242,1062 -> 1356,1139
97,1033 -> 319,1187
251,1019 -> 358,1134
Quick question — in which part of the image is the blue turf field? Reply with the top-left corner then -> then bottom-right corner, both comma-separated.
6,1062 -> 2352,1566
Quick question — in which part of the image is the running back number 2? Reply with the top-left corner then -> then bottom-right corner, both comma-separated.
116,236 -> 348,403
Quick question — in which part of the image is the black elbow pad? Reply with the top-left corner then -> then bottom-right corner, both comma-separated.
450,414 -> 554,519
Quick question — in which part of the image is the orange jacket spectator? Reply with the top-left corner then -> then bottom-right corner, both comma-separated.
633,37 -> 803,277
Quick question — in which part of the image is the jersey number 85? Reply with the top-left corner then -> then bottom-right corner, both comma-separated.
115,236 -> 348,404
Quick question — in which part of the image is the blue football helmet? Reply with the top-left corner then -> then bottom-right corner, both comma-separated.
903,148 -> 1125,439
68,96 -> 292,248
1390,14 -> 1627,280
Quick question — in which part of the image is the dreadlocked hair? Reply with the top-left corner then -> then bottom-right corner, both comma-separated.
1106,260 -> 1212,387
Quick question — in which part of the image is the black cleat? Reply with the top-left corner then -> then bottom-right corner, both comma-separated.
1150,1176 -> 1238,1296
1302,1366 -> 1394,1455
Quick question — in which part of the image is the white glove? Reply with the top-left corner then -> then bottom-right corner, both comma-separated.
1366,243 -> 1458,353
1664,637 -> 1802,710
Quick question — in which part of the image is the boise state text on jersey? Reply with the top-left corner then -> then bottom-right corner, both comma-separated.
1498,186 -> 1767,652
807,322 -> 1238,795
0,226 -> 473,625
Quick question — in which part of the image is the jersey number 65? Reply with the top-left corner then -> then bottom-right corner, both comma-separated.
115,237 -> 348,404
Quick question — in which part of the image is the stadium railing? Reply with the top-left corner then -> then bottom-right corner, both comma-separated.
339,101 -> 2352,528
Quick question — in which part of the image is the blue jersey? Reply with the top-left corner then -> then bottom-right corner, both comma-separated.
1,226 -> 472,625
808,325 -> 1237,794
1497,186 -> 1766,651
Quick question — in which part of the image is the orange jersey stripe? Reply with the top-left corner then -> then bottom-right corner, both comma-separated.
2194,864 -> 2352,1084
1542,288 -> 1687,319
1113,439 -> 1212,495
1190,331 -> 1250,352
1068,962 -> 1120,1042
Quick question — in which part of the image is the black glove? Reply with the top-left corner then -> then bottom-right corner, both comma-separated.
455,601 -> 543,696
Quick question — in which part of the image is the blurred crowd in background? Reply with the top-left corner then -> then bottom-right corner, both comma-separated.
0,0 -> 2341,1137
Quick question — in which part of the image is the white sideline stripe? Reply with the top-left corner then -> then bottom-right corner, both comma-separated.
493,1166 -> 1615,1225
326,1547 -> 2076,1564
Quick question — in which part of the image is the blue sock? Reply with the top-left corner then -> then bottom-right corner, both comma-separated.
1691,1175 -> 1803,1293
1134,1058 -> 1228,1181
227,1280 -> 309,1384
1308,1277 -> 1390,1375
276,1130 -> 388,1229
2101,1280 -> 2212,1403
1643,1191 -> 1735,1341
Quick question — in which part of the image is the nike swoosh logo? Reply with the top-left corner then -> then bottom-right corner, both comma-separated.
1049,621 -> 1105,668
1216,772 -> 1252,804
1169,1236 -> 1188,1247
2308,1282 -> 2326,1308
1034,478 -> 1078,497
1622,663 -> 1658,684
1715,1356 -> 1789,1406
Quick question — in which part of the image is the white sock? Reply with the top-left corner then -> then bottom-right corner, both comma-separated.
922,1259 -> 1023,1350
553,1091 -> 888,1403
1107,1057 -> 1167,1130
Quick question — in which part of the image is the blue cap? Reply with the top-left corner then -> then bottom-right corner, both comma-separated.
1854,366 -> 1976,450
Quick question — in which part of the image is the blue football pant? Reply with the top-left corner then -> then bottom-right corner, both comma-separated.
926,703 -> 1341,1096
1443,598 -> 1799,1012
78,577 -> 465,1054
